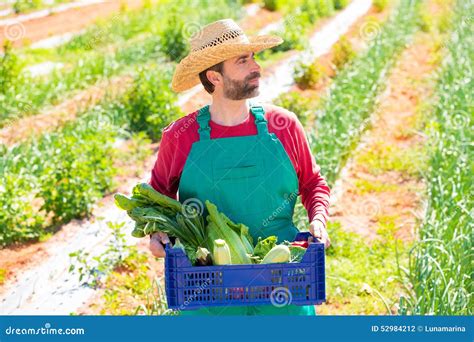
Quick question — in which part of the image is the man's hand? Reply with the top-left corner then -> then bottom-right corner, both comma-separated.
149,232 -> 170,258
309,220 -> 331,249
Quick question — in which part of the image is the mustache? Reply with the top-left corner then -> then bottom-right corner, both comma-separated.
245,72 -> 261,82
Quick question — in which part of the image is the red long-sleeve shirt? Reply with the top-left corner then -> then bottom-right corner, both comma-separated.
149,104 -> 330,228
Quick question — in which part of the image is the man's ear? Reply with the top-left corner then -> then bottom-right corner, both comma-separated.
207,69 -> 222,88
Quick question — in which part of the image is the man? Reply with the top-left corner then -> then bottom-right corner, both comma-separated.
149,19 -> 331,315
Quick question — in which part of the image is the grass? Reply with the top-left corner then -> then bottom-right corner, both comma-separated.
356,140 -> 427,178
398,0 -> 473,315
352,179 -> 398,195
100,253 -> 170,315
319,220 -> 410,314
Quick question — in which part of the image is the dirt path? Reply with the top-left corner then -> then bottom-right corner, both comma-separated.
0,0 -> 145,49
317,10 -> 447,314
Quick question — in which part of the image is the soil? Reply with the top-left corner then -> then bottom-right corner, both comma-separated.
0,0 -> 145,50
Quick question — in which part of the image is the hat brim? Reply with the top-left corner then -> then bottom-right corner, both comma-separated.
171,35 -> 283,93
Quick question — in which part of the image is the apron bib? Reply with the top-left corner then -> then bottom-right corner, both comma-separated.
177,104 -> 315,316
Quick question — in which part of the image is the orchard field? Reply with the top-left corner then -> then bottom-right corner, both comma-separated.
0,0 -> 471,316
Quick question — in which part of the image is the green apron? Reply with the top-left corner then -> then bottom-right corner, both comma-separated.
177,103 -> 315,316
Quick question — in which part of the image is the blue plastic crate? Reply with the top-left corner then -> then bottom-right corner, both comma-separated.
164,232 -> 325,311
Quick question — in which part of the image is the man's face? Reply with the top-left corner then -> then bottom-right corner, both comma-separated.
220,52 -> 261,100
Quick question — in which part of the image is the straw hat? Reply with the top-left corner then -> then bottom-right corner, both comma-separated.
171,19 -> 283,92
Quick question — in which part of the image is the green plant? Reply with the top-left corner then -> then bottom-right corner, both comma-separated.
333,0 -> 349,10
353,179 -> 398,195
68,221 -> 134,288
356,141 -> 427,178
315,0 -> 334,17
124,67 -> 182,141
308,0 -> 424,185
263,0 -> 280,11
373,0 -> 388,12
13,0 -> 42,14
320,221 -> 409,314
274,91 -> 317,127
159,11 -> 189,62
0,268 -> 6,285
0,41 -> 22,94
133,277 -> 172,316
332,35 -> 356,70
293,59 -> 326,89
418,12 -> 434,32
398,0 -> 473,315
270,9 -> 311,52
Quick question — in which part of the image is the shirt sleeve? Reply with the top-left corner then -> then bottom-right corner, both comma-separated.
292,116 -> 331,228
149,129 -> 180,200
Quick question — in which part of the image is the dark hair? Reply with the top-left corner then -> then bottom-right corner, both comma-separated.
199,62 -> 224,94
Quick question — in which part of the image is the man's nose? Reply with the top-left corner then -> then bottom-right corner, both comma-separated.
250,58 -> 261,73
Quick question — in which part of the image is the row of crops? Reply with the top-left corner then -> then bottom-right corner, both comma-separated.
0,0 -> 243,125
283,0 -> 423,229
0,0 -> 351,246
285,0 -> 424,313
399,0 -> 473,315
3,0 -> 74,15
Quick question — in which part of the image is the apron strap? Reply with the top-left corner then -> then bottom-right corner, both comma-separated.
197,105 -> 211,140
249,104 -> 269,135
196,103 -> 269,141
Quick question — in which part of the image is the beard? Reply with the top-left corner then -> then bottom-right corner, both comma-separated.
222,72 -> 261,100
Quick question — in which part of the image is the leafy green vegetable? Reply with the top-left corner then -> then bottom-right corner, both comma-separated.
289,245 -> 307,263
205,200 -> 252,265
253,236 -> 278,260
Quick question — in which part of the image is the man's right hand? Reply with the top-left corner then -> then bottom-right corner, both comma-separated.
149,232 -> 170,258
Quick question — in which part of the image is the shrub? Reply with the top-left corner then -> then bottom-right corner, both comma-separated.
333,0 -> 350,10
159,12 -> 189,62
0,41 -> 22,95
270,10 -> 311,52
332,35 -> 356,70
315,0 -> 334,17
13,0 -> 42,14
124,67 -> 183,141
293,59 -> 326,89
373,0 -> 388,12
274,91 -> 317,127
263,0 -> 280,11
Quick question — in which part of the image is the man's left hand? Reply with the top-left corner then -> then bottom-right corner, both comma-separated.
309,220 -> 331,249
